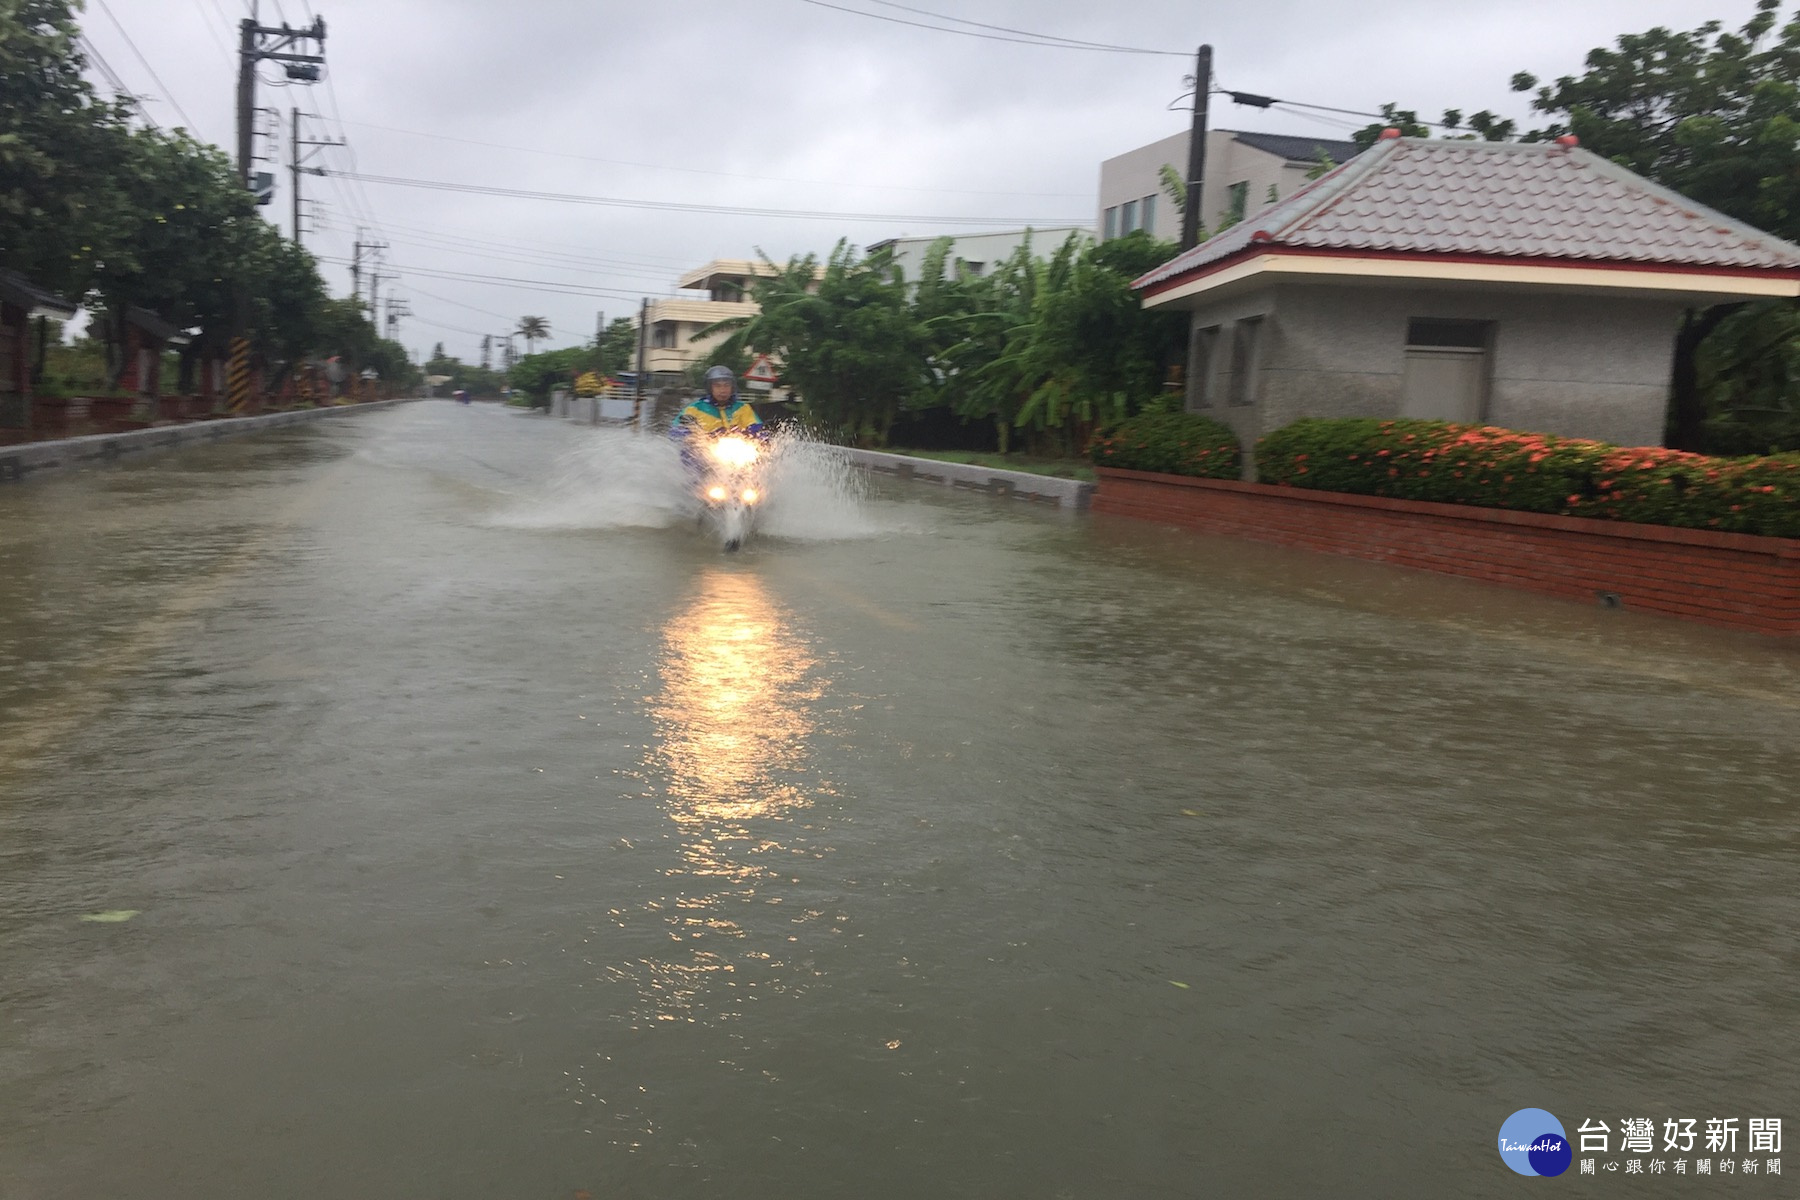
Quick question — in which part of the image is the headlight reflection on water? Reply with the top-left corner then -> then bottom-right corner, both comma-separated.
619,570 -> 833,1028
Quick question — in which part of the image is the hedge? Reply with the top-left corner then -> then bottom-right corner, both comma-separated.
1089,411 -> 1241,479
1256,418 -> 1800,539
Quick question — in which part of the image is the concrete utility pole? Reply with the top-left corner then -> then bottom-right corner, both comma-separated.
634,297 -> 648,422
1181,44 -> 1212,252
236,14 -> 326,190
289,109 -> 340,246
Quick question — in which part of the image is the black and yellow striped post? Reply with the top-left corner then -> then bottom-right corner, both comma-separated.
227,337 -> 252,413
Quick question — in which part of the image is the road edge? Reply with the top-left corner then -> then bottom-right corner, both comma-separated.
0,399 -> 418,483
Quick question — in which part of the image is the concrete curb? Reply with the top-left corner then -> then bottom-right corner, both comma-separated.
0,399 -> 417,483
837,446 -> 1094,510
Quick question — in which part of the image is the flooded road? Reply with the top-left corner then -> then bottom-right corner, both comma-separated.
2,401 -> 1796,1197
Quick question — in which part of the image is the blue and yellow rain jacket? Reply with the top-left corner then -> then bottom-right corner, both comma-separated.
671,395 -> 765,439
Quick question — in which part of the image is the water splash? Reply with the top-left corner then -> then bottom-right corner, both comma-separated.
492,425 -> 887,541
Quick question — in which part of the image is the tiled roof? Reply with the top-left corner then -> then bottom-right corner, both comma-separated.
1228,130 -> 1361,167
1136,137 -> 1800,292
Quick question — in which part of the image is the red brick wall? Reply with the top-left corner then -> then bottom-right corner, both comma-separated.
1095,467 -> 1800,636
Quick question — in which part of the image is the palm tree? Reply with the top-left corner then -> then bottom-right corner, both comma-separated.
516,316 -> 549,356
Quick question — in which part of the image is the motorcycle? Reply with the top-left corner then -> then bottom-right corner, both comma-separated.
693,432 -> 766,552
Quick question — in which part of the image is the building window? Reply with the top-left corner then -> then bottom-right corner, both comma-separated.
1103,206 -> 1119,240
652,324 -> 676,349
1227,317 -> 1262,406
1188,324 -> 1219,409
1226,181 -> 1249,226
1141,194 -> 1156,236
1121,198 -> 1139,233
1406,318 -> 1488,349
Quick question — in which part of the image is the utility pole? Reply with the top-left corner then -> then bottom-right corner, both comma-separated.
634,297 -> 648,427
351,234 -> 362,302
236,13 -> 326,191
480,334 -> 491,371
1181,44 -> 1212,252
289,109 -> 340,246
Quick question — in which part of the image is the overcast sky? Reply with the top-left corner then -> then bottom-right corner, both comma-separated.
80,0 -> 1761,364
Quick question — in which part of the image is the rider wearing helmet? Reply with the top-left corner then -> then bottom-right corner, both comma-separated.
672,365 -> 766,443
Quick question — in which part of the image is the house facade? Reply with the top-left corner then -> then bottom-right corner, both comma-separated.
1133,134 -> 1800,472
1098,129 -> 1361,244
643,260 -> 770,381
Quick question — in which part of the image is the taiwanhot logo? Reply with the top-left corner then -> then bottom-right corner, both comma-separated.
1499,1108 -> 1573,1177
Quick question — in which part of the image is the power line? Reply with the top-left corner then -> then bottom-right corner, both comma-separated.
379,232 -> 676,289
333,118 -> 1091,200
92,0 -> 204,134
189,0 -> 233,64
77,34 -> 155,128
325,169 -> 1087,226
794,0 -> 1185,54
862,0 -> 1179,54
318,257 -> 657,301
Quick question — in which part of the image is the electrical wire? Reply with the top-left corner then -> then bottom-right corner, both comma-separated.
325,169 -> 1086,227
317,258 -> 658,302
92,0 -> 205,134
378,233 -> 676,290
794,0 -> 1184,55
189,0 -> 233,64
333,118 -> 1091,201
77,34 -> 156,128
862,0 -> 1177,53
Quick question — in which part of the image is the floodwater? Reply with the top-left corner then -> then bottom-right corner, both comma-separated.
1,401 -> 1795,1198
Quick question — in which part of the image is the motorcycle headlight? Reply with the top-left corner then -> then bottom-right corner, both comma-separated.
711,436 -> 759,468
706,485 -> 728,501
741,488 -> 759,505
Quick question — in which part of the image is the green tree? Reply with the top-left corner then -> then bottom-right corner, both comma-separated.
516,315 -> 549,355
0,0 -> 133,299
704,242 -> 927,445
1509,0 -> 1800,447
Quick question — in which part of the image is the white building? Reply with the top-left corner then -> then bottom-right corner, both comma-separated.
1098,129 -> 1362,243
866,227 -> 1092,288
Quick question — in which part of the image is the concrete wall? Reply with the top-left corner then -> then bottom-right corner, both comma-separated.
1182,284 -> 1683,474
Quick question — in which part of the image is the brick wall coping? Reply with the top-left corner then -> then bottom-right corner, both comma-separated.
845,447 -> 1094,509
1097,467 -> 1800,560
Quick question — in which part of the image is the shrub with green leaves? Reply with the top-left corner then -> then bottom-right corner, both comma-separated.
1256,418 -> 1800,539
1089,411 -> 1241,479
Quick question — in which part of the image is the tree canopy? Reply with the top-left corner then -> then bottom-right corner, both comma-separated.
0,0 -> 409,387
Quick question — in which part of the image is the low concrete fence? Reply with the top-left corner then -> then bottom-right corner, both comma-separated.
0,399 -> 415,483
841,447 -> 1094,510
1095,466 -> 1800,637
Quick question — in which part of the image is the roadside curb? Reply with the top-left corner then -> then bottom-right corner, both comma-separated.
0,399 -> 417,483
836,446 -> 1094,510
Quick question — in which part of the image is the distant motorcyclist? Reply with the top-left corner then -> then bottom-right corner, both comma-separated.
671,366 -> 766,465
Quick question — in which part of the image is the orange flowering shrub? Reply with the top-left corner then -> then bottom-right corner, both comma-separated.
1089,411 -> 1241,480
1256,418 -> 1800,538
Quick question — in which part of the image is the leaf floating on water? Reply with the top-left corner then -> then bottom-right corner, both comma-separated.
1181,809 -> 1199,817
80,910 -> 140,923
1168,980 -> 1190,989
